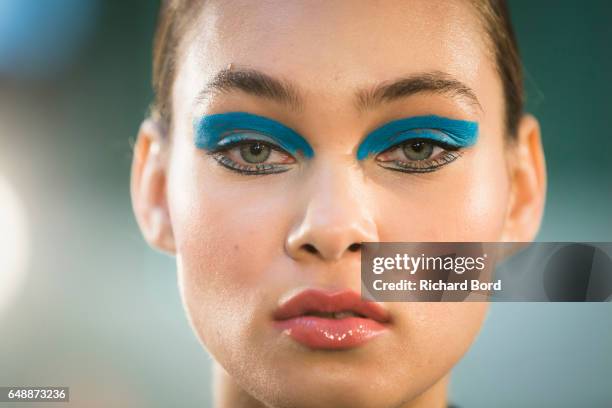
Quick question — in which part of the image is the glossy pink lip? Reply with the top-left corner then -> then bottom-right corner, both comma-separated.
273,289 -> 390,350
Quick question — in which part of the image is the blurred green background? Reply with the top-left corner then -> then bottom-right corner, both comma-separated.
0,1 -> 610,407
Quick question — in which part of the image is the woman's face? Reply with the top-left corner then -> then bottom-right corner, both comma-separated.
164,0 -> 509,407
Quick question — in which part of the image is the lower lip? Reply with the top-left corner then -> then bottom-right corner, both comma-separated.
274,316 -> 388,350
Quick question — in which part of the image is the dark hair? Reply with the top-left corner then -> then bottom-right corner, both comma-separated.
469,0 -> 523,137
150,0 -> 523,137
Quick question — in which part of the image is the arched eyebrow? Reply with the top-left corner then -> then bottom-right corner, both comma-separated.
198,67 -> 304,112
355,70 -> 483,113
197,67 -> 482,114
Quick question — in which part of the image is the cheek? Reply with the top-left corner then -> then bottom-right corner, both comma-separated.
378,139 -> 510,241
169,142 -> 290,277
167,146 -> 296,358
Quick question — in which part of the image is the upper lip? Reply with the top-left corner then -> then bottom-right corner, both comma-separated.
273,288 -> 391,323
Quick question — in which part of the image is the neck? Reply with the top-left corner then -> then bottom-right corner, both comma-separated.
213,361 -> 450,408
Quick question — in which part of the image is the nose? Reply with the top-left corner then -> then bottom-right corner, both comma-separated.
285,164 -> 379,262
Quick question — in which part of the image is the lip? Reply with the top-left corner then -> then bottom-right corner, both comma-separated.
273,288 -> 391,350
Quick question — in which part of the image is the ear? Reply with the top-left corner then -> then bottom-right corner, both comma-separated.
503,114 -> 547,241
130,118 -> 176,254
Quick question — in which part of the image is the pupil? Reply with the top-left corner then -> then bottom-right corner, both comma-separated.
412,142 -> 424,152
250,143 -> 263,155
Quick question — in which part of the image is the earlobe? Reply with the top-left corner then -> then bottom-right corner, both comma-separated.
130,118 -> 176,254
503,114 -> 547,242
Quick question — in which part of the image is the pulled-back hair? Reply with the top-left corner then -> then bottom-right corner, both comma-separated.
150,0 -> 523,137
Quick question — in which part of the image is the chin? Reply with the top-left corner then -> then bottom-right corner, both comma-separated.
243,350 -> 429,408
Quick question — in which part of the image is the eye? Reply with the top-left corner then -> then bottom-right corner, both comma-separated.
402,140 -> 436,161
376,138 -> 462,174
240,142 -> 271,163
209,138 -> 296,175
224,141 -> 294,166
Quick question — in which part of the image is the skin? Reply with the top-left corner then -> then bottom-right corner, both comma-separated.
131,1 -> 547,407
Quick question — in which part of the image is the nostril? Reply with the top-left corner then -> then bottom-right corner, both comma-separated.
348,243 -> 361,252
303,244 -> 318,254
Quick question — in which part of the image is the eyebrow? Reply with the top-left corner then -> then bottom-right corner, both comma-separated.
198,67 -> 482,113
355,70 -> 482,113
199,67 -> 304,112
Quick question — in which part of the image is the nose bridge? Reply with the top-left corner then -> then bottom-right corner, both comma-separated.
285,159 -> 379,262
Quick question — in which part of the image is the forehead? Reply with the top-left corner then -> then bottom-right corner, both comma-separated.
175,0 -> 499,122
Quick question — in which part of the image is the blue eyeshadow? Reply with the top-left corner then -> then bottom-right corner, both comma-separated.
356,115 -> 479,160
194,111 -> 314,159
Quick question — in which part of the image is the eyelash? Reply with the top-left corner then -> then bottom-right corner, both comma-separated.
375,139 -> 463,174
208,135 -> 463,175
207,140 -> 294,175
